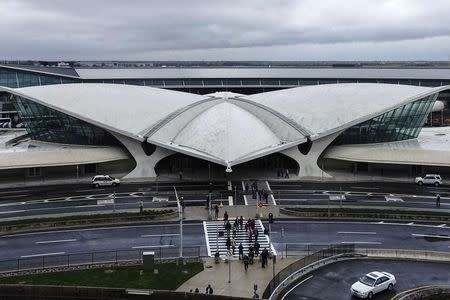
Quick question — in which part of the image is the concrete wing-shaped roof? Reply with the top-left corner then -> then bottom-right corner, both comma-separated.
12,83 -> 206,138
244,83 -> 445,139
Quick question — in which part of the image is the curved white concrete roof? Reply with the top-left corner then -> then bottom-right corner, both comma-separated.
324,127 -> 450,167
1,83 -> 447,167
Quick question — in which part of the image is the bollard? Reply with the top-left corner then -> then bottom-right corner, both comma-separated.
143,251 -> 155,272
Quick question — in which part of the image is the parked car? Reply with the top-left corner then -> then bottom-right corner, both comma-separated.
92,175 -> 120,188
351,271 -> 396,299
415,174 -> 442,186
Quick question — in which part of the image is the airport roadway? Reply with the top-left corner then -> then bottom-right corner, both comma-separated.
0,181 -> 449,219
283,259 -> 450,300
1,220 -> 449,267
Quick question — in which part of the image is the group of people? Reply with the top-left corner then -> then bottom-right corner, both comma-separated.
240,243 -> 271,271
189,284 -> 213,294
245,182 -> 270,203
277,168 -> 290,178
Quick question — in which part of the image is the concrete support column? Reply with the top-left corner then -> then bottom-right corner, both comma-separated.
112,133 -> 174,179
281,131 -> 341,178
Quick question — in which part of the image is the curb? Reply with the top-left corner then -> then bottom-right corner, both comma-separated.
0,210 -> 178,235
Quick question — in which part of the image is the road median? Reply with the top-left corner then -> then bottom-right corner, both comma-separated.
0,209 -> 177,235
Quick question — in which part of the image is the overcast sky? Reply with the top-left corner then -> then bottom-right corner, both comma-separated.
1,0 -> 450,61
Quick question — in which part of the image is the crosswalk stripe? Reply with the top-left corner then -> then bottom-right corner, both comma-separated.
202,219 -> 276,257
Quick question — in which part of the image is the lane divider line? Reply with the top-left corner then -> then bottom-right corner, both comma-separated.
36,239 -> 77,244
21,252 -> 65,258
140,234 -> 179,238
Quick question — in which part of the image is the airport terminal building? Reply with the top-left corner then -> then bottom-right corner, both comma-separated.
0,64 -> 450,181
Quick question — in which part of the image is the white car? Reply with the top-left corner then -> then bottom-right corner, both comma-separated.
92,175 -> 120,188
415,174 -> 442,186
351,271 -> 396,299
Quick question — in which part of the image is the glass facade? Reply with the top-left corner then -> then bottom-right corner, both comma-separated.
333,94 -> 438,145
12,95 -> 118,146
0,67 -> 80,88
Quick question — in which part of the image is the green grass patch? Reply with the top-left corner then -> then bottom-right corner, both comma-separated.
0,262 -> 203,290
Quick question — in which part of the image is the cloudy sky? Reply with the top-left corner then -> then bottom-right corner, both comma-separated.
1,0 -> 450,60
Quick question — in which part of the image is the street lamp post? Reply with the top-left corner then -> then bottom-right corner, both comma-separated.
174,186 -> 183,264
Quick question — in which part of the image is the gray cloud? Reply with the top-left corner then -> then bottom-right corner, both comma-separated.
0,0 -> 450,60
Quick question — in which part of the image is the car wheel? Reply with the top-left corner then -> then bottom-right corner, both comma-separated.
367,292 -> 373,299
95,183 -> 99,188
388,283 -> 393,291
434,182 -> 440,187
418,181 -> 423,186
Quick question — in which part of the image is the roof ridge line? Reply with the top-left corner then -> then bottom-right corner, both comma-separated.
230,96 -> 313,137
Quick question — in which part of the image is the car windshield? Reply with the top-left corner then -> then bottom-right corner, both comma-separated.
359,275 -> 376,286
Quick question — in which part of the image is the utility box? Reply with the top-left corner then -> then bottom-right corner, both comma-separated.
143,251 -> 155,272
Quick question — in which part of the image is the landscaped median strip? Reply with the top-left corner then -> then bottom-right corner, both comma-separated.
0,209 -> 177,235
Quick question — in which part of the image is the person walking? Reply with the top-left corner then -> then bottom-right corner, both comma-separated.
239,216 -> 244,230
243,254 -> 249,271
226,236 -> 231,251
231,238 -> 236,255
254,228 -> 259,242
225,221 -> 232,236
285,168 -> 289,178
214,204 -> 219,219
206,284 -> 213,294
436,194 -> 441,208
249,245 -> 255,264
238,243 -> 244,260
139,199 -> 144,214
254,241 -> 260,256
224,211 -> 229,221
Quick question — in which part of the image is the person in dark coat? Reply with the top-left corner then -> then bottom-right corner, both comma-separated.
226,236 -> 231,250
239,216 -> 244,230
249,245 -> 255,264
206,284 -> 213,294
243,254 -> 249,271
214,204 -> 219,219
224,211 -> 229,221
225,221 -> 232,236
254,241 -> 260,256
238,243 -> 244,260
261,248 -> 269,268
254,228 -> 259,242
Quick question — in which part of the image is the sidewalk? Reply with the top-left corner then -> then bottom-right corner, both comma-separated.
177,256 -> 299,298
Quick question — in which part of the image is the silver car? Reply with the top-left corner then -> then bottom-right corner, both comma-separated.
351,271 -> 396,299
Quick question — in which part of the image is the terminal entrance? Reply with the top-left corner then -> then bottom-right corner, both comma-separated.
155,152 -> 299,180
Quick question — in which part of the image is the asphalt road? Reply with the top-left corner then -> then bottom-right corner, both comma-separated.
1,221 -> 449,264
283,259 -> 450,300
0,180 -> 449,219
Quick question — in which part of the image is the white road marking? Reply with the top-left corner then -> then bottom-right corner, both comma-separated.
203,221 -> 211,257
281,275 -> 314,300
341,241 -> 382,245
438,224 -> 447,227
36,239 -> 77,244
338,231 -> 377,235
140,234 -> 179,238
0,210 -> 26,214
350,186 -> 380,190
21,252 -> 65,258
131,245 -> 174,249
408,222 -> 414,225
411,233 -> 450,239
243,195 -> 248,205
75,204 -> 105,208
76,189 -> 105,192
266,181 -> 277,205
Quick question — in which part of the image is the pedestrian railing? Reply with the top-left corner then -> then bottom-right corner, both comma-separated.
0,246 -> 201,274
262,244 -> 356,299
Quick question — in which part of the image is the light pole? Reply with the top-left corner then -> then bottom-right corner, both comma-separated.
174,186 -> 183,264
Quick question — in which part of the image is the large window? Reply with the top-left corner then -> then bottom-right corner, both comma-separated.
333,94 -> 438,145
12,95 -> 119,146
